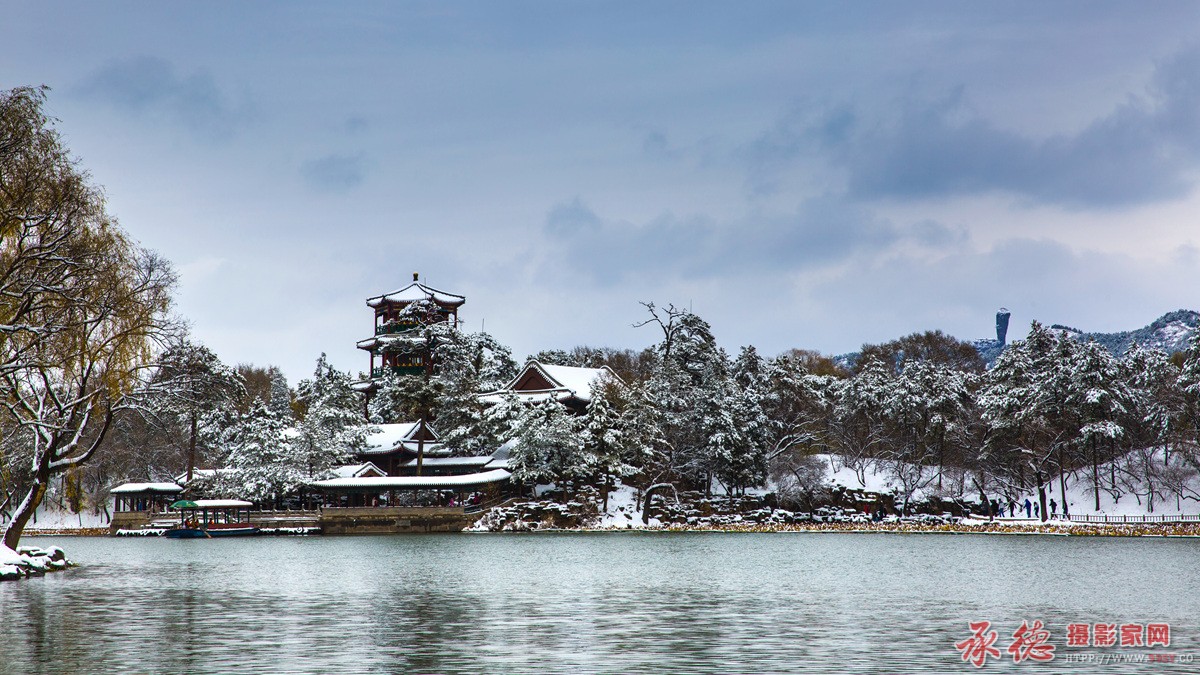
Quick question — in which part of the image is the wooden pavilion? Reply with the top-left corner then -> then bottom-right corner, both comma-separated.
355,272 -> 465,387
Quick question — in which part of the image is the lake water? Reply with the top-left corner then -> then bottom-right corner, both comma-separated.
1,532 -> 1197,674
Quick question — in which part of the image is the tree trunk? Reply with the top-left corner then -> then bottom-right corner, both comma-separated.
1058,447 -> 1068,518
3,473 -> 49,550
975,473 -> 989,521
1109,440 -> 1116,491
1036,470 -> 1048,522
642,483 -> 678,524
187,411 -> 198,483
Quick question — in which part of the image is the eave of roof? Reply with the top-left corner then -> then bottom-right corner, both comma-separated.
366,282 -> 465,308
311,468 -> 512,491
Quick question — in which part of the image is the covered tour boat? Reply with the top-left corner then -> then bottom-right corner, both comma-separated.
165,500 -> 259,538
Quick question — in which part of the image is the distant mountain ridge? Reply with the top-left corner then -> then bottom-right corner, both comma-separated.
1051,308 -> 1199,358
839,309 -> 1199,370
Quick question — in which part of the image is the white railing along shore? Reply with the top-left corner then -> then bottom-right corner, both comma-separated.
1062,513 -> 1200,524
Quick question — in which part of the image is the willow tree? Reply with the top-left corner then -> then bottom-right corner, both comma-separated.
1,87 -> 177,548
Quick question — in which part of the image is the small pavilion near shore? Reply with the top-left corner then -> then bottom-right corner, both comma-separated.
110,482 -> 184,514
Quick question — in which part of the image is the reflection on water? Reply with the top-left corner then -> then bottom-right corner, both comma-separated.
2,532 -> 1198,673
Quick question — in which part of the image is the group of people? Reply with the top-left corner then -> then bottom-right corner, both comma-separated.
996,497 -> 1069,520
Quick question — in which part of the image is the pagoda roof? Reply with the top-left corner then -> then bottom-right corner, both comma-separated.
356,334 -> 427,351
367,281 -> 465,309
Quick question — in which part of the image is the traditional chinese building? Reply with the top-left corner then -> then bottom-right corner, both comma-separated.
479,360 -> 623,413
352,421 -> 444,476
355,272 -> 465,388
314,423 -> 514,511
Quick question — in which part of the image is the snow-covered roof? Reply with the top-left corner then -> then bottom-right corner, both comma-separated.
398,456 -> 491,468
366,281 -> 465,308
330,462 -> 386,478
312,468 -> 512,491
540,364 -> 617,398
359,422 -> 439,455
479,361 -> 623,406
111,482 -> 184,494
173,468 -> 234,484
181,499 -> 253,509
477,390 -> 559,405
356,334 -> 428,351
483,457 -> 510,471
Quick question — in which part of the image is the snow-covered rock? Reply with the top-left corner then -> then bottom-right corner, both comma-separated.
0,543 -> 73,582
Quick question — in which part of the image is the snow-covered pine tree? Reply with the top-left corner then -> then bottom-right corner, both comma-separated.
878,359 -> 966,511
268,366 -> 294,421
510,399 -> 589,499
1177,330 -> 1200,453
616,378 -> 669,487
713,386 -> 769,495
828,356 -> 892,487
667,311 -> 729,493
367,371 -> 443,424
473,390 -> 527,456
710,345 -> 772,495
582,377 -> 636,510
1066,340 -> 1132,510
217,400 -> 299,505
427,325 -> 517,455
763,352 -> 837,463
294,354 -> 374,482
979,321 -> 1073,520
149,338 -> 245,483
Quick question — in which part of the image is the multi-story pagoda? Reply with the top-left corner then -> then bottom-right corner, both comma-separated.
356,273 -> 465,387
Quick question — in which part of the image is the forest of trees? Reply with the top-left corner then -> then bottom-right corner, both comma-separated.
6,84 -> 1200,550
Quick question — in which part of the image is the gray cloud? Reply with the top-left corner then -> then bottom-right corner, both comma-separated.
540,195 -> 960,285
545,197 -> 602,237
344,116 -> 369,134
641,130 -> 682,160
749,45 -> 1200,208
300,153 -> 367,192
74,56 -> 250,141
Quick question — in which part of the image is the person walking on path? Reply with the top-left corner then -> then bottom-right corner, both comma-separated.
1008,500 -> 1016,517
1034,503 -> 1040,518
1050,499 -> 1058,518
1024,498 -> 1032,518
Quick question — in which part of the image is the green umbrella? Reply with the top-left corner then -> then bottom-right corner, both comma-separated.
170,500 -> 199,509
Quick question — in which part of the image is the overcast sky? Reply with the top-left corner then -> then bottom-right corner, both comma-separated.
5,2 -> 1200,383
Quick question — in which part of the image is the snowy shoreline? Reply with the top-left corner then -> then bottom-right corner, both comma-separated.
471,519 -> 1200,538
0,543 -> 72,582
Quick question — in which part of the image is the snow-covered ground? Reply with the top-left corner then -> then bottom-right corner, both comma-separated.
0,507 -> 109,531
592,481 -> 660,529
815,449 -> 1199,518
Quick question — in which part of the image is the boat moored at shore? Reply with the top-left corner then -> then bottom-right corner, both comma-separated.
165,500 -> 260,538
